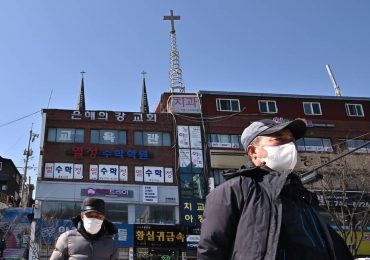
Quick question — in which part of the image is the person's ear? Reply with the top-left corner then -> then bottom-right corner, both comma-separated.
247,145 -> 256,157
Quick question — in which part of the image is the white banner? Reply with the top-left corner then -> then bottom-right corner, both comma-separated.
144,166 -> 164,183
89,165 -> 98,180
73,164 -> 83,179
135,166 -> 144,182
179,149 -> 191,168
191,150 -> 204,168
189,126 -> 202,149
99,164 -> 119,181
165,168 -> 173,183
177,125 -> 190,148
143,186 -> 158,203
44,163 -> 54,178
53,163 -> 74,179
119,166 -> 128,181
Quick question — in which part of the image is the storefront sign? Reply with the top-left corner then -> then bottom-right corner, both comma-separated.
168,95 -> 201,114
186,235 -> 200,249
177,125 -> 190,148
189,126 -> 202,149
179,149 -> 191,168
70,146 -> 149,160
181,199 -> 205,227
191,150 -> 203,168
143,186 -> 158,203
114,224 -> 134,247
316,191 -> 370,210
35,219 -> 75,244
134,224 -> 186,248
35,220 -> 134,247
44,163 -> 83,180
71,110 -> 157,123
81,188 -> 134,198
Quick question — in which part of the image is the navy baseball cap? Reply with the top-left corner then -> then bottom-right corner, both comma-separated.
241,119 -> 307,151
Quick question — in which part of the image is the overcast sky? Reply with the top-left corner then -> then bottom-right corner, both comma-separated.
1,0 -> 370,185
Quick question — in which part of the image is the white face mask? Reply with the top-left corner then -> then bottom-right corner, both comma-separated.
260,142 -> 298,174
82,218 -> 103,235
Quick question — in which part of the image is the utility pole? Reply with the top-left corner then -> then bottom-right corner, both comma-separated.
20,126 -> 38,207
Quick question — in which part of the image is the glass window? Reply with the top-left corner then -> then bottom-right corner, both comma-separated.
163,133 -> 171,146
134,132 -> 143,145
42,201 -> 81,220
258,100 -> 277,113
135,205 -> 176,224
134,131 -> 171,147
47,128 -> 84,143
303,102 -> 322,115
216,99 -> 240,112
345,103 -> 364,117
105,203 -> 128,223
208,134 -> 241,149
47,128 -> 57,142
90,130 -> 126,145
296,138 -> 333,152
345,139 -> 370,153
212,169 -> 226,187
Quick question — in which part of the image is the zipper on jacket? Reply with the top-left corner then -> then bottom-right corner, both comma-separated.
300,213 -> 316,248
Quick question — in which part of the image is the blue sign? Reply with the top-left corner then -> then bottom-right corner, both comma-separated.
35,220 -> 134,248
113,223 -> 134,247
35,219 -> 74,244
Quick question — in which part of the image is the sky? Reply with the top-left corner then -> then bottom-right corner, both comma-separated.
1,0 -> 370,186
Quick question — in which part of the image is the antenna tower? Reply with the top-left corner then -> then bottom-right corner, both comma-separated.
164,10 -> 185,93
325,64 -> 342,96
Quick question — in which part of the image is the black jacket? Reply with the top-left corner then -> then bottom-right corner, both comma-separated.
197,165 -> 352,260
50,215 -> 118,260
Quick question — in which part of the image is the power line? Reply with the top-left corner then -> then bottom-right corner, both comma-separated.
0,110 -> 41,128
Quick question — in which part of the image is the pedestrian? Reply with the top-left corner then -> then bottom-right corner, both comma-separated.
197,119 -> 353,260
50,198 -> 118,260
0,238 -> 6,259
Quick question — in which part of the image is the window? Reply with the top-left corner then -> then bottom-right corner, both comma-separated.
212,169 -> 226,187
135,205 -> 176,224
345,103 -> 364,117
47,128 -> 84,143
303,102 -> 322,115
105,203 -> 128,223
208,134 -> 241,149
180,174 -> 205,199
258,100 -> 277,113
42,201 -> 82,219
216,99 -> 240,112
295,138 -> 333,152
344,139 -> 370,153
90,130 -> 126,145
134,131 -> 171,146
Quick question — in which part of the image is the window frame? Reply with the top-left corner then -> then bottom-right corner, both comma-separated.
216,98 -> 241,112
295,137 -> 333,152
345,103 -> 364,117
258,100 -> 278,114
134,131 -> 171,147
303,102 -> 322,115
90,129 -> 127,145
47,128 -> 85,143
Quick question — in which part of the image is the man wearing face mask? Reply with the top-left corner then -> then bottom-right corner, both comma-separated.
198,119 -> 352,260
50,198 -> 118,260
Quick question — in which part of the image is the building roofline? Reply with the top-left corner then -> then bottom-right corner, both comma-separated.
197,90 -> 370,101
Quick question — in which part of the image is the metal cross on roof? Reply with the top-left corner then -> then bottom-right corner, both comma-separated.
163,10 -> 180,34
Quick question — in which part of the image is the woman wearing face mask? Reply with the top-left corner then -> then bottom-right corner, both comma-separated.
198,119 -> 352,260
50,198 -> 118,260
